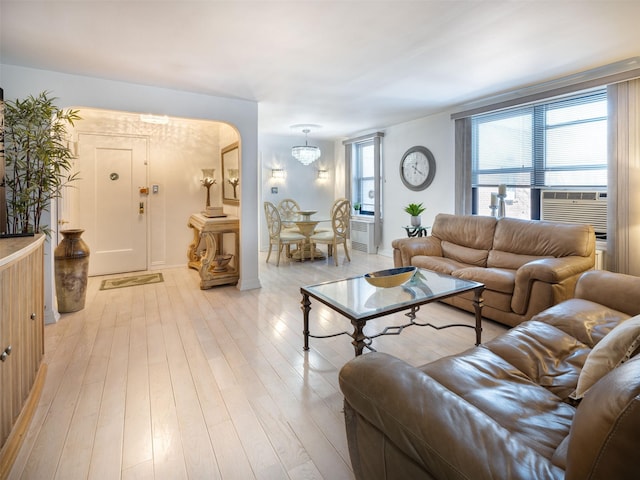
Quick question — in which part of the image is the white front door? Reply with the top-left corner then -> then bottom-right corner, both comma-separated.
77,133 -> 148,276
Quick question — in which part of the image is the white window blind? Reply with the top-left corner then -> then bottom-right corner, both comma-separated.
471,89 -> 607,218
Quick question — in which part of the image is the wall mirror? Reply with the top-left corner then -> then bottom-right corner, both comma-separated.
222,142 -> 240,205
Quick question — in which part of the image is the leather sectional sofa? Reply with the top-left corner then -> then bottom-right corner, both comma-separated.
391,214 -> 596,327
339,270 -> 640,480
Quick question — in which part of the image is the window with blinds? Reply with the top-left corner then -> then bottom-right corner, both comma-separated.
353,140 -> 376,215
471,89 -> 607,219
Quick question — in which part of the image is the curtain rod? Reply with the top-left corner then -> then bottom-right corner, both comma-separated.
342,131 -> 384,145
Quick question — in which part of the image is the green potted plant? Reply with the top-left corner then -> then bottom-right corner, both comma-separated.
404,202 -> 426,226
3,91 -> 88,313
353,202 -> 361,214
3,91 -> 80,235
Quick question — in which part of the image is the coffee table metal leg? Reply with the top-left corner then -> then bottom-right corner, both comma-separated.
302,293 -> 311,351
351,319 -> 367,356
472,287 -> 484,345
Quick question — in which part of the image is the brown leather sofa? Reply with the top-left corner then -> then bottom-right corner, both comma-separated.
339,270 -> 640,480
391,214 -> 595,327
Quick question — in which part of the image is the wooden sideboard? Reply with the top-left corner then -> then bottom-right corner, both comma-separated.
0,235 -> 46,479
187,213 -> 240,289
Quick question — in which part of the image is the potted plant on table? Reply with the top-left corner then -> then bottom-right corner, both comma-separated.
404,202 -> 426,226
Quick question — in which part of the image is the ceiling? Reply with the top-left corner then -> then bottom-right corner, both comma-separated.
2,1 -> 640,140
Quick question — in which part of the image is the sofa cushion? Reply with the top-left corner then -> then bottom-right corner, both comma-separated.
431,213 -> 496,251
410,255 -> 469,275
483,320 -> 589,399
571,315 -> 640,400
532,298 -> 631,348
492,217 -> 594,258
423,347 -> 574,459
453,266 -> 515,294
487,249 -> 553,270
341,352 -> 565,480
441,241 -> 489,266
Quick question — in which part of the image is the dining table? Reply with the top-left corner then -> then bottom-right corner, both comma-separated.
291,210 -> 328,261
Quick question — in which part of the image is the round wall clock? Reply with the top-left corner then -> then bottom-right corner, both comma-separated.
399,146 -> 436,191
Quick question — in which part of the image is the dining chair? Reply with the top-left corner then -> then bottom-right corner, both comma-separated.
314,197 -> 348,237
277,198 -> 301,231
277,198 -> 302,257
264,201 -> 306,266
309,199 -> 351,266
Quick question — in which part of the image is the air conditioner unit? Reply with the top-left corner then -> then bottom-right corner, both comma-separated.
540,190 -> 607,237
350,218 -> 376,254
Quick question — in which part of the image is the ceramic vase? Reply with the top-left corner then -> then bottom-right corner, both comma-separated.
54,229 -> 90,313
411,215 -> 421,227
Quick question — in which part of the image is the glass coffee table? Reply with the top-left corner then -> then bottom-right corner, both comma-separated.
301,268 -> 484,356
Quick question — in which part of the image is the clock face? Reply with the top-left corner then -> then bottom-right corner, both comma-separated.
400,146 -> 436,191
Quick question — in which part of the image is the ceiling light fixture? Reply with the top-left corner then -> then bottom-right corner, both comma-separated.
291,127 -> 321,165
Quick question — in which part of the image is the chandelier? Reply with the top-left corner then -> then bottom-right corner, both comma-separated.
291,128 -> 321,165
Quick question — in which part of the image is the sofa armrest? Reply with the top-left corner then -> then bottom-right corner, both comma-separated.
574,270 -> 640,317
516,256 -> 595,284
566,355 -> 640,480
391,236 -> 442,267
511,256 -> 594,314
339,352 -> 562,480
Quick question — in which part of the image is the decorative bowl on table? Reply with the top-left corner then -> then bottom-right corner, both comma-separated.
364,266 -> 417,288
212,254 -> 233,272
297,210 -> 317,220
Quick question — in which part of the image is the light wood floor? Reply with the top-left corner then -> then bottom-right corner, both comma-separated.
9,249 -> 507,480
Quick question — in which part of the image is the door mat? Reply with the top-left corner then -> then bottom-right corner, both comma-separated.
99,273 -> 164,290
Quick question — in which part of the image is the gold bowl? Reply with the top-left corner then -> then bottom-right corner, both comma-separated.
364,266 -> 417,288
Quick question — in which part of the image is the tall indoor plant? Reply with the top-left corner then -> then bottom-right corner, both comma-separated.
3,91 -> 88,314
3,91 -> 80,235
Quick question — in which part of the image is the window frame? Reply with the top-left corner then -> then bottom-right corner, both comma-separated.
471,89 -> 607,218
352,139 -> 376,216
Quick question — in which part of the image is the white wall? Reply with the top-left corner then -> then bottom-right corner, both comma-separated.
338,112 -> 456,258
258,134 -> 337,250
379,111 -> 456,256
67,108 -> 239,270
1,64 -> 261,323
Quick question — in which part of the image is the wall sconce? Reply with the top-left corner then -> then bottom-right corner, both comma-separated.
272,168 -> 285,179
200,168 -> 223,217
201,169 -> 216,207
317,169 -> 329,180
227,169 -> 240,199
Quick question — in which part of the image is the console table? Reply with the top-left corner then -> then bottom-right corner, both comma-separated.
187,213 -> 239,289
0,235 -> 46,478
